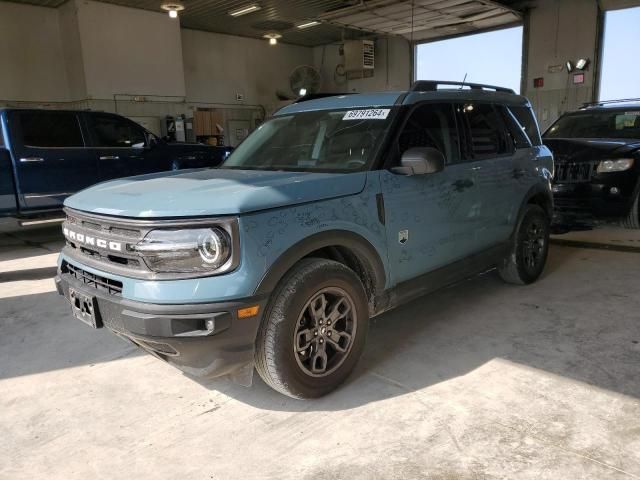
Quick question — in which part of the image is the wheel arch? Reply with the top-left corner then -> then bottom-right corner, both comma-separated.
253,230 -> 387,308
522,183 -> 553,220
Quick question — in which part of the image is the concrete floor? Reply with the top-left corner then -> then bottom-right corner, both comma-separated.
1,226 -> 639,479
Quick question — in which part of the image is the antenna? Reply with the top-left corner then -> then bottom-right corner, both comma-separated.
460,73 -> 468,90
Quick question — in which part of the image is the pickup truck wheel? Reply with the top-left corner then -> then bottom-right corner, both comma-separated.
621,192 -> 640,229
255,258 -> 369,399
498,204 -> 550,285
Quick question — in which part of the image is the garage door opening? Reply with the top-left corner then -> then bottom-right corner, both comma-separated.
599,6 -> 640,101
415,26 -> 523,93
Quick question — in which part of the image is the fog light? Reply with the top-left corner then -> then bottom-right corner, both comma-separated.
610,187 -> 620,195
205,319 -> 215,332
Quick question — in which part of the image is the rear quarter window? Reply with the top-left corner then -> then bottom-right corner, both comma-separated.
19,111 -> 84,148
509,106 -> 542,146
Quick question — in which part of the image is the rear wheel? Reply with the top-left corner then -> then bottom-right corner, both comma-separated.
621,192 -> 640,229
255,258 -> 369,399
498,204 -> 550,285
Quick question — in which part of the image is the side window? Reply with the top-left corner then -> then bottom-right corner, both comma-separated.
88,114 -> 146,148
458,103 -> 511,160
498,106 -> 531,149
397,103 -> 460,164
19,112 -> 84,148
509,106 -> 542,146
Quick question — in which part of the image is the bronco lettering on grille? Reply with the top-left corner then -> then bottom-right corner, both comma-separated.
63,228 -> 123,252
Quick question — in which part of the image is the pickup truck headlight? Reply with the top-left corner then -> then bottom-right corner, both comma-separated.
597,159 -> 634,173
133,227 -> 234,273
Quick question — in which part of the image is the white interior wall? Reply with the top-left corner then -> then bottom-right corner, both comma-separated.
314,36 -> 411,93
76,0 -> 186,99
58,0 -> 87,101
0,2 -> 69,102
181,28 -> 312,110
523,0 -> 600,129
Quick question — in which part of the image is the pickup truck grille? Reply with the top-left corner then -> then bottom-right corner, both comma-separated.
554,161 -> 598,183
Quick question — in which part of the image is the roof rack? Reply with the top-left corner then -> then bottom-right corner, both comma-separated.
293,93 -> 354,103
411,80 -> 515,94
580,98 -> 640,109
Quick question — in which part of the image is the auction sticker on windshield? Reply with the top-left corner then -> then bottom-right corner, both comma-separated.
343,109 -> 390,120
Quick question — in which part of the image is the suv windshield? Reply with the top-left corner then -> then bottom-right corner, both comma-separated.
545,109 -> 640,140
221,108 -> 395,173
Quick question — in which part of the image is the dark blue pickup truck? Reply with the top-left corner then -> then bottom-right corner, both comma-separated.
0,109 -> 231,225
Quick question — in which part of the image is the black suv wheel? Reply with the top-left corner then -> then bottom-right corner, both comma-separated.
622,192 -> 640,229
498,204 -> 550,285
255,258 -> 369,399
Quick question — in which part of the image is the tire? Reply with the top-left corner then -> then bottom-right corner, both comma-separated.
498,204 -> 550,285
621,192 -> 640,229
255,258 -> 369,399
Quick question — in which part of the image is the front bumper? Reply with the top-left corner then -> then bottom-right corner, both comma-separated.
552,175 -> 638,225
55,268 -> 268,380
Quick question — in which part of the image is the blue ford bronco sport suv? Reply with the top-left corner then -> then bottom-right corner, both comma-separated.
56,81 -> 554,399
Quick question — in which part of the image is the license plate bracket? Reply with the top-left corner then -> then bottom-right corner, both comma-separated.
69,288 -> 103,329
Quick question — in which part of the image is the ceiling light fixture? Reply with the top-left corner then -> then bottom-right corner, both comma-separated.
229,4 -> 261,17
296,21 -> 320,29
263,32 -> 281,45
161,2 -> 185,18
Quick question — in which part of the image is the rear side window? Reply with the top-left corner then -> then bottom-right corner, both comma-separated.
19,112 -> 84,148
88,114 -> 146,148
509,106 -> 542,145
458,103 -> 511,159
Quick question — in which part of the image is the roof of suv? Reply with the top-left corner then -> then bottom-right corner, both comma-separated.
276,81 -> 530,116
579,99 -> 640,111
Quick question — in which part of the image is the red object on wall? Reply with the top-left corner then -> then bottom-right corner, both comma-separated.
533,77 -> 544,88
573,73 -> 585,84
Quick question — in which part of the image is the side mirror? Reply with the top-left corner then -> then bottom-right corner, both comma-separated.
391,147 -> 445,176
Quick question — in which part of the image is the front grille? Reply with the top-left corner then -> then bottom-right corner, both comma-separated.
554,161 -> 598,183
64,210 -> 147,272
62,261 -> 123,296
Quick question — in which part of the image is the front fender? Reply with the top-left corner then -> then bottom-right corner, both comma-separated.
253,229 -> 387,296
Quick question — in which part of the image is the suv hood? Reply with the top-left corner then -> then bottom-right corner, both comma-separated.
65,169 -> 367,218
543,138 -> 640,162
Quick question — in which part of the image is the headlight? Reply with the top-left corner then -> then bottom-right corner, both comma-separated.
133,227 -> 233,273
597,158 -> 634,173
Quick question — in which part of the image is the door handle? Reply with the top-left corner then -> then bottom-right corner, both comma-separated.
20,157 -> 44,163
452,179 -> 474,192
99,156 -> 120,160
513,168 -> 526,179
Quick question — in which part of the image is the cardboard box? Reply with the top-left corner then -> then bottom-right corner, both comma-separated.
194,110 -> 224,136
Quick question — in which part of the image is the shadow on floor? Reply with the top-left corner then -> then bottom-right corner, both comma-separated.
0,266 -> 59,282
200,246 -> 640,411
2,245 -> 639,413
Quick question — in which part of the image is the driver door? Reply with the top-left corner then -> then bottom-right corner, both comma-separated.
380,102 -> 479,287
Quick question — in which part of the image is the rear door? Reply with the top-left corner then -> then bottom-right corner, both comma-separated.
456,102 -> 517,250
9,110 -> 97,210
85,112 -> 170,180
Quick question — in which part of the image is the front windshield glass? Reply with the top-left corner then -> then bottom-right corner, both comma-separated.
221,108 -> 395,172
545,109 -> 640,139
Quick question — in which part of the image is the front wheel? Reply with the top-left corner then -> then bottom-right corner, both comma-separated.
498,204 -> 550,285
255,258 -> 369,399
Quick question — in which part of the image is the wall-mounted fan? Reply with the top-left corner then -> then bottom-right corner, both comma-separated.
289,65 -> 322,97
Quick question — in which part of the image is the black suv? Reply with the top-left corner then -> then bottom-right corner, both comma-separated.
543,100 -> 640,229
